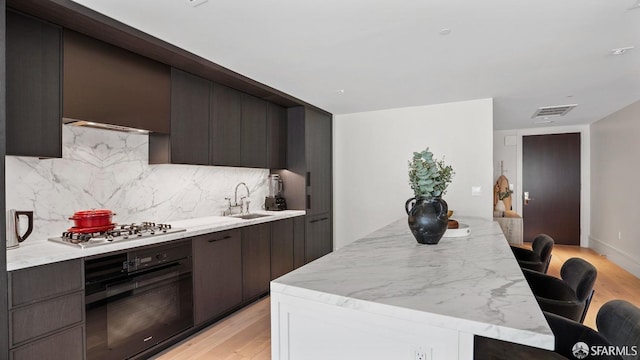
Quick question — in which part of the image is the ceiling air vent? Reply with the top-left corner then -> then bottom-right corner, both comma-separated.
531,104 -> 577,118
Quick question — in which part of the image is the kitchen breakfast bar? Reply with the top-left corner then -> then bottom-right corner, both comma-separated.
270,217 -> 554,359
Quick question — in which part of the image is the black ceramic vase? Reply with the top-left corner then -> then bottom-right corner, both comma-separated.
405,197 -> 448,245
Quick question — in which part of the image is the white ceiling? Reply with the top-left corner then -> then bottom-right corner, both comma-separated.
71,0 -> 640,130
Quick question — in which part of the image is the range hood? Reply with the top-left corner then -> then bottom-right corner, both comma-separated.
63,118 -> 150,134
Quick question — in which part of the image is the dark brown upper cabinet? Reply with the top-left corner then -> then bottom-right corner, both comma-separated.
266,103 -> 287,169
284,107 -> 332,216
152,70 -> 286,168
165,68 -> 210,165
6,11 -> 62,158
63,30 -> 170,133
240,94 -> 268,168
210,83 -> 242,166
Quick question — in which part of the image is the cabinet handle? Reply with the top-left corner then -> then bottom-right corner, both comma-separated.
306,195 -> 311,210
309,217 -> 329,224
208,235 -> 232,243
306,172 -> 311,187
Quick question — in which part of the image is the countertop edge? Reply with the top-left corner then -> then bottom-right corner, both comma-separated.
7,210 -> 306,271
270,281 -> 555,350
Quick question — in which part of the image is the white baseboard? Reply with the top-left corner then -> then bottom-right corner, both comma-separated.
589,236 -> 640,278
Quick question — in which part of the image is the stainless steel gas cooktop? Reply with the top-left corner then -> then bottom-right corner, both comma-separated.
48,222 -> 186,248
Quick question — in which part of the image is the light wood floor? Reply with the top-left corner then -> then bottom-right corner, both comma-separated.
154,245 -> 640,359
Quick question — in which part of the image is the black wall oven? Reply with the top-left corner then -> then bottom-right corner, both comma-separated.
85,241 -> 193,360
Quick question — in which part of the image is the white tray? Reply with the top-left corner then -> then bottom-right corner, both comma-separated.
443,223 -> 470,238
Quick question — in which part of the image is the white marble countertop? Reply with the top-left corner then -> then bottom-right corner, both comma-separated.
7,210 -> 305,271
271,216 -> 554,350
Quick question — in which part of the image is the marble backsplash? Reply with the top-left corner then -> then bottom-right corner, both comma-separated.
6,125 -> 269,243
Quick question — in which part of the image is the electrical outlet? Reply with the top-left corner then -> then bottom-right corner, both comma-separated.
413,347 -> 430,360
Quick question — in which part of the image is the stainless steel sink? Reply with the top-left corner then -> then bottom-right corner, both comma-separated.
232,213 -> 272,220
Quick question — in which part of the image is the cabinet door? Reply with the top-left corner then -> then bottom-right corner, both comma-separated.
271,219 -> 294,280
210,83 -> 242,166
6,11 -> 62,158
169,68 -> 210,165
266,103 -> 287,169
242,223 -> 271,300
241,94 -> 268,168
9,259 -> 83,308
10,324 -> 84,360
293,216 -> 306,269
306,109 -> 332,215
192,230 -> 242,325
63,30 -> 170,133
305,214 -> 332,263
10,292 -> 84,347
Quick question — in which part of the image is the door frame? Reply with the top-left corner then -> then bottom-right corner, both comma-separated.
515,125 -> 590,247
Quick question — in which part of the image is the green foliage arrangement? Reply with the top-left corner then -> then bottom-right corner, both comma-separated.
408,148 -> 455,199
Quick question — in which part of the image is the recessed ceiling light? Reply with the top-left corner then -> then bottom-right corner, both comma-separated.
336,89 -> 345,95
439,28 -> 452,36
611,46 -> 634,55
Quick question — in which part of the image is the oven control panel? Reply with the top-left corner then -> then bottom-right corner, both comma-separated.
124,241 -> 190,272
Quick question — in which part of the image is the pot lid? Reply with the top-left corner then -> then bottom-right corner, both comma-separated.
70,209 -> 113,219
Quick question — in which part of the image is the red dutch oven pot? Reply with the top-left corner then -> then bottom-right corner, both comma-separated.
69,209 -> 116,228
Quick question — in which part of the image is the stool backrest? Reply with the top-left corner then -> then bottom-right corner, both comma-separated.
560,257 -> 597,301
597,300 -> 640,360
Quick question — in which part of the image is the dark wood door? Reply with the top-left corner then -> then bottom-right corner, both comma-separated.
169,68 -> 210,165
192,230 -> 242,325
305,109 -> 332,215
210,83 -> 242,166
6,11 -> 62,158
241,94 -> 268,168
266,103 -> 287,169
305,214 -> 332,263
271,219 -> 294,280
242,223 -> 271,301
523,133 -> 581,245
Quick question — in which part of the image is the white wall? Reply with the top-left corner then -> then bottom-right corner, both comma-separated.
492,125 -> 591,246
493,130 -> 519,210
333,99 -> 494,249
590,100 -> 640,277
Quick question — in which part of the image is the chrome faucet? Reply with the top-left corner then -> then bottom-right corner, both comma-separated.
235,182 -> 251,211
223,182 -> 251,216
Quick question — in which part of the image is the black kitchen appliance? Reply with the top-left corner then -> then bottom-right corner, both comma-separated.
85,241 -> 193,360
265,174 -> 287,211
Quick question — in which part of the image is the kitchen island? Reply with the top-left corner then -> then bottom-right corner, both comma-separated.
270,216 -> 554,360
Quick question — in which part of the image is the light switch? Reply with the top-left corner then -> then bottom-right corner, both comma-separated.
471,186 -> 482,196
504,135 -> 517,146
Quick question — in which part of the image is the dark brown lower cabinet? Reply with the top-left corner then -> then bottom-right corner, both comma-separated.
242,223 -> 271,301
305,213 -> 332,263
293,216 -> 306,269
10,324 -> 85,360
8,259 -> 85,360
192,230 -> 243,325
271,219 -> 294,280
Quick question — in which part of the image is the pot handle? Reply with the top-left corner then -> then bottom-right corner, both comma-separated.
405,197 -> 416,215
14,211 -> 33,243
